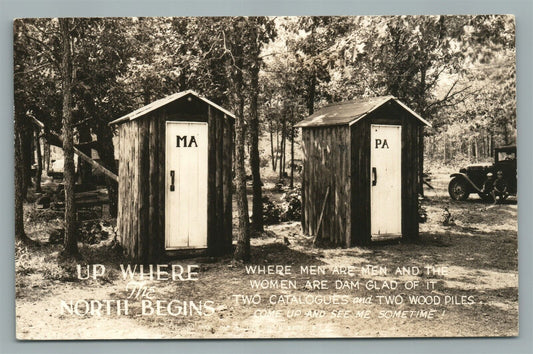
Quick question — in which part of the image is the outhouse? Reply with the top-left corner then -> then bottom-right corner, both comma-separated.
294,96 -> 430,246
109,90 -> 234,262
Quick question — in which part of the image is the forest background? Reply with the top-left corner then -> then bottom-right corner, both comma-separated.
13,16 -> 516,260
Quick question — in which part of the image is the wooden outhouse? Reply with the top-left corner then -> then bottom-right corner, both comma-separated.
109,90 -> 234,262
294,96 -> 430,246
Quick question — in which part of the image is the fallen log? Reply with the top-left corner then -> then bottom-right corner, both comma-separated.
27,115 -> 118,182
72,146 -> 118,182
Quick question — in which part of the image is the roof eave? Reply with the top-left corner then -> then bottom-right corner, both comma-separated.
294,121 -> 351,128
108,90 -> 235,126
393,99 -> 432,127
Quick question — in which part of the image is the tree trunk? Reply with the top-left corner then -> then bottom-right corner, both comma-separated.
489,133 -> 493,157
443,134 -> 447,162
503,122 -> 509,145
231,41 -> 250,262
249,60 -> 263,234
143,83 -> 152,105
279,114 -> 286,181
307,74 -> 316,115
15,128 -> 26,240
269,121 -> 276,171
21,125 -> 33,199
290,127 -> 295,189
77,127 -> 93,185
432,136 -> 436,160
234,91 -> 250,261
275,123 -> 280,171
44,140 -> 50,174
79,84 -> 119,217
281,126 -> 287,178
417,68 -> 427,197
60,18 -> 79,256
418,127 -> 424,197
34,129 -> 42,193
94,122 -> 118,218
15,114 -> 36,245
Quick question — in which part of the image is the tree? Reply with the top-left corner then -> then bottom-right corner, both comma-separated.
13,15 -> 516,258
225,18 -> 251,262
72,18 -> 139,217
13,19 -> 43,245
34,129 -> 43,193
285,17 -> 352,114
248,17 -> 276,235
333,16 -> 473,191
59,18 -> 79,257
262,17 -> 349,178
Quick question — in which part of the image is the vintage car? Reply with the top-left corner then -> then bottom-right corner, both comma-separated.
448,145 -> 517,201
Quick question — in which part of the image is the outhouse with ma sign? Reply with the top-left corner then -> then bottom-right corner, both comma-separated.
109,90 -> 234,262
294,96 -> 431,246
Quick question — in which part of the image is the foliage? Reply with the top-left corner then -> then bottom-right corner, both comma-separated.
78,220 -> 115,245
280,188 -> 302,221
14,15 -> 516,152
13,15 -> 517,258
15,241 -> 74,281
261,196 -> 282,225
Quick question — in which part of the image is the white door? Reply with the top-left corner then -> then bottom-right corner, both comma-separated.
165,121 -> 208,249
370,124 -> 402,236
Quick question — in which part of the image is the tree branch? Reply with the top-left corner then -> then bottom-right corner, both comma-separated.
14,62 -> 53,76
220,30 -> 245,74
22,28 -> 61,71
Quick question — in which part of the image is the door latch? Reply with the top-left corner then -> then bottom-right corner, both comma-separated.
170,170 -> 175,191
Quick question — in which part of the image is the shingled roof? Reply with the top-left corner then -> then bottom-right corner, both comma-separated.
294,96 -> 431,128
109,90 -> 235,125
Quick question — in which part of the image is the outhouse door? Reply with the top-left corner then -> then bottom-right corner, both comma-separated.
370,124 -> 402,237
165,121 -> 208,249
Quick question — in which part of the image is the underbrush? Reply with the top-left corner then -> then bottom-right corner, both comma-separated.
15,233 -> 125,300
15,241 -> 74,283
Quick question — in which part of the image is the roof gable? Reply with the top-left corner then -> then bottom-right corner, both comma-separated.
109,90 -> 235,125
294,96 -> 431,128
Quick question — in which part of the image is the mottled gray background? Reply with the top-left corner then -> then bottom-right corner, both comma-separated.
1,0 -> 532,353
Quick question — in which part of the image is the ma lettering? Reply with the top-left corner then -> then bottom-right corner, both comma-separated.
176,135 -> 198,148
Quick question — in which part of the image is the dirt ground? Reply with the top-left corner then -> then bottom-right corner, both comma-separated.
15,170 -> 518,339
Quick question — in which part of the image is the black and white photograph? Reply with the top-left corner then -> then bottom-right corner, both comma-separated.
13,15 -> 518,339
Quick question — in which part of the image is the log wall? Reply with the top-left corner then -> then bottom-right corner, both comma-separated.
301,125 -> 351,246
116,94 -> 233,263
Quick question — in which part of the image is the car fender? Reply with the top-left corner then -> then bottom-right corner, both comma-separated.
450,173 -> 482,193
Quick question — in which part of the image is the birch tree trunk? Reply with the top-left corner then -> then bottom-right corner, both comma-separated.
269,122 -> 276,171
234,88 -> 251,261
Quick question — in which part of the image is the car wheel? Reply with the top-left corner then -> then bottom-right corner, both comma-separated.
448,177 -> 470,201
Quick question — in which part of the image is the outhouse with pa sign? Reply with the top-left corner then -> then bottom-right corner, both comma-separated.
109,90 -> 234,262
294,96 -> 431,246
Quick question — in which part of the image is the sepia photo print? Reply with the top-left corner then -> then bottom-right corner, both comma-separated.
13,15 -> 518,339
